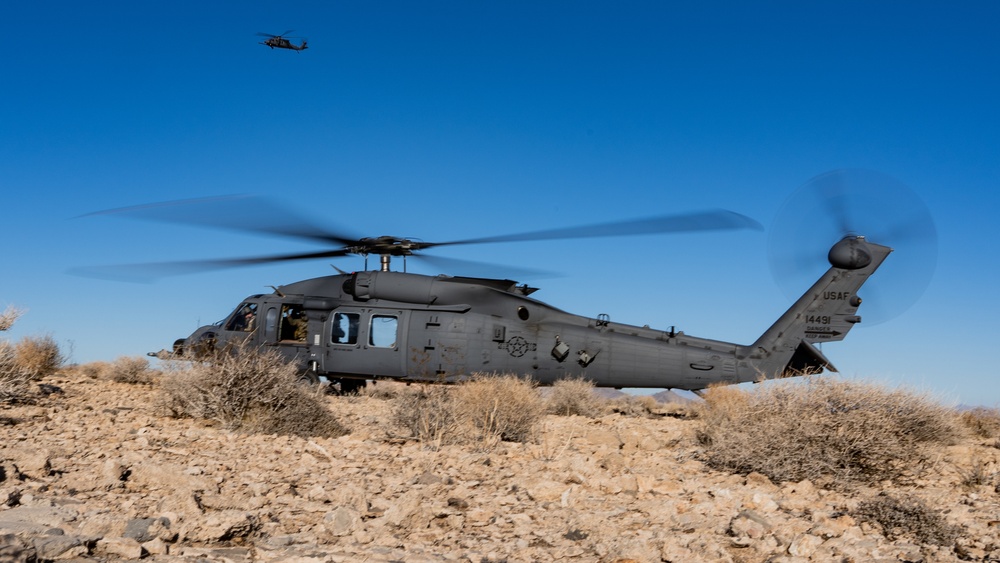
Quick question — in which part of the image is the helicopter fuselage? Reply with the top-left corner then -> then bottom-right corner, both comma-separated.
260,37 -> 307,51
179,271 -> 748,389
169,238 -> 891,391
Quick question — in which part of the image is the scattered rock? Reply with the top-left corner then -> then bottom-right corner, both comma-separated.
95,536 -> 143,559
322,506 -> 361,537
0,370 -> 998,561
123,516 -> 173,543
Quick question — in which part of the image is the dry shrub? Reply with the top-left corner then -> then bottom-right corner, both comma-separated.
959,407 -> 1000,439
0,342 -> 32,402
0,311 -> 45,403
13,335 -> 63,380
452,374 -> 545,449
852,493 -> 960,546
696,377 -> 960,485
359,380 -> 402,400
392,386 -> 458,447
958,457 -> 999,490
546,377 -> 606,418
610,394 -> 661,418
158,344 -> 344,438
393,374 -> 545,451
0,306 -> 24,332
74,361 -> 112,380
106,356 -> 156,384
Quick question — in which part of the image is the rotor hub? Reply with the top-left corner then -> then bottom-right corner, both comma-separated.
350,236 -> 424,256
828,236 -> 873,270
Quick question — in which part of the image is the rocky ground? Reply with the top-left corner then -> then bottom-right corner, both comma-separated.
1,369 -> 999,562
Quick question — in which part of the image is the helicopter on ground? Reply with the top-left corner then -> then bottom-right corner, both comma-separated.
79,171 -> 934,395
257,31 -> 308,51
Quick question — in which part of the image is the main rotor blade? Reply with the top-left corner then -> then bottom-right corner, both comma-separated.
77,198 -> 762,282
424,209 -> 762,249
80,195 -> 361,248
413,254 -> 557,281
69,248 -> 355,282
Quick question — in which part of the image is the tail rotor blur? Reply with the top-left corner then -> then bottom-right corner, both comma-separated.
767,169 -> 937,325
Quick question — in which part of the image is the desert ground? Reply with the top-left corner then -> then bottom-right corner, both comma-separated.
1,361 -> 999,563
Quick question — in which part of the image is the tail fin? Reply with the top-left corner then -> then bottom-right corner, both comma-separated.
740,237 -> 892,379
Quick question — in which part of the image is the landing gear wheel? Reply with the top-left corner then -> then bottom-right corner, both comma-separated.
338,379 -> 367,395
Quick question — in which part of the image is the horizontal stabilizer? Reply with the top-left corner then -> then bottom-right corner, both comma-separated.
781,341 -> 838,377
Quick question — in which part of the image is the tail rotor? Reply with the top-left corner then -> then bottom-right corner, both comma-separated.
767,169 -> 937,325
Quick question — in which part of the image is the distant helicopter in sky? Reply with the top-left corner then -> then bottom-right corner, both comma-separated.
257,31 -> 308,51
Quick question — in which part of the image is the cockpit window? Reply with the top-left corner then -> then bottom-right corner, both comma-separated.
225,303 -> 258,332
265,307 -> 278,334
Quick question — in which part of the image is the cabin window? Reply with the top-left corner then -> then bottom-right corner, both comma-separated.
225,302 -> 258,332
279,304 -> 307,342
370,315 -> 398,348
331,312 -> 359,345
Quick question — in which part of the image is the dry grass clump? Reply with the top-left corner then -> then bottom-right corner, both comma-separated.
609,394 -> 662,418
546,377 -> 606,418
0,306 -> 24,332
959,407 -> 1000,439
393,374 -> 546,451
452,374 -> 545,447
71,361 -> 112,380
13,334 -> 64,380
696,377 -> 960,486
0,342 -> 32,403
359,380 -> 403,400
392,385 -> 457,447
0,310 -> 33,402
852,493 -> 960,546
957,457 -> 1000,490
105,356 -> 156,385
158,345 -> 345,439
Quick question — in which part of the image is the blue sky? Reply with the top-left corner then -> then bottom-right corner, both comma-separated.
3,2 -> 998,406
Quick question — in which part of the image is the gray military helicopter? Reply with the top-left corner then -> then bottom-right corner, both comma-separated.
79,170 -> 934,394
257,31 -> 308,51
